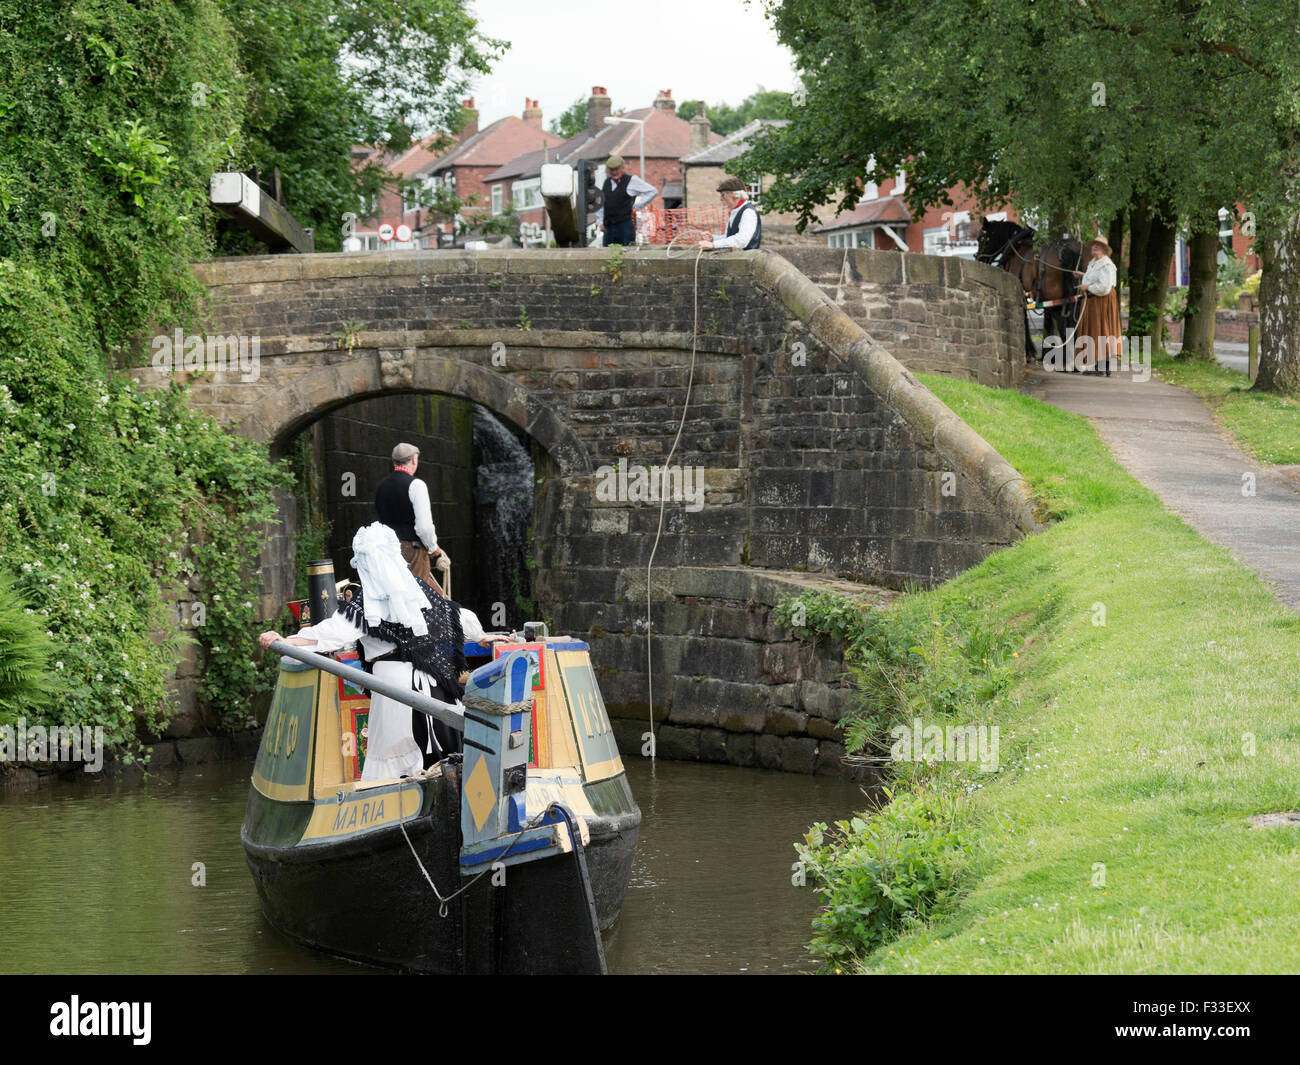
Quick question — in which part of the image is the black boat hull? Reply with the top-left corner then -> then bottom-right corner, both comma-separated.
241,767 -> 639,974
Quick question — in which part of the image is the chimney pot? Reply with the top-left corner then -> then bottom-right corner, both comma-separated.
689,102 -> 711,151
587,86 -> 612,132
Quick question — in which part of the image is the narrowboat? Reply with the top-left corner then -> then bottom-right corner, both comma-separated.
241,617 -> 641,974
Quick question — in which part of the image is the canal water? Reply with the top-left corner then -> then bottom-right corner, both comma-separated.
0,757 -> 864,975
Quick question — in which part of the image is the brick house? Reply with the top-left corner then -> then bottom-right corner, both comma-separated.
484,86 -> 720,243
404,98 -> 564,244
348,134 -> 456,251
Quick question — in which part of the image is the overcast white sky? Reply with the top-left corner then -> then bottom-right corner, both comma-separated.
465,0 -> 797,125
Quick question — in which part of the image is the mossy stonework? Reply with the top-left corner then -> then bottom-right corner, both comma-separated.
158,248 -> 1038,773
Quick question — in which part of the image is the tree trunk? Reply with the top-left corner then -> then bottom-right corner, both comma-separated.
1106,211 -> 1126,319
1179,224 -> 1219,360
1106,213 -> 1125,280
1127,197 -> 1177,353
1255,208 -> 1300,395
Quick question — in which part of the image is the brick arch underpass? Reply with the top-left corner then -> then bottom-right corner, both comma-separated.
170,248 -> 1039,776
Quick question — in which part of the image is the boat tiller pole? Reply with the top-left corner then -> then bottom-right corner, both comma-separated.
269,640 -> 465,732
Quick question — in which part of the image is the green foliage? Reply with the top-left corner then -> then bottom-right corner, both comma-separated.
0,0 -> 245,357
676,88 -> 792,138
0,1 -> 290,755
215,0 -> 505,253
548,98 -> 587,140
1216,254 -> 1255,308
776,589 -> 1021,759
1165,287 -> 1188,321
797,788 -> 973,969
743,0 -> 1288,243
604,243 -> 626,283
1217,251 -> 1250,289
0,573 -> 61,720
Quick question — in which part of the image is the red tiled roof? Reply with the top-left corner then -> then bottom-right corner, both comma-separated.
485,106 -> 721,182
813,195 -> 912,232
422,116 -> 563,173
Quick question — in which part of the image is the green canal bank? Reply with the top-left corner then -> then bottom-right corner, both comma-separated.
787,373 -> 1300,973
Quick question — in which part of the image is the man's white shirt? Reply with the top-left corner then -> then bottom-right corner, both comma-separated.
408,477 -> 438,553
712,200 -> 758,249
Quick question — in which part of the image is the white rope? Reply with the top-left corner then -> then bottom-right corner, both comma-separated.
644,239 -> 706,761
396,780 -> 571,917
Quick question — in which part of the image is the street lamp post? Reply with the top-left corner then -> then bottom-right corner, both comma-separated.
602,116 -> 645,179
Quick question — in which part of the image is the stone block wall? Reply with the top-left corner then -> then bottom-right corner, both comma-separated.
308,393 -> 475,595
781,247 -> 1026,389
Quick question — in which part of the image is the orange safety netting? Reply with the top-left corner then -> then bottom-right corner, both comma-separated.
636,204 -> 731,246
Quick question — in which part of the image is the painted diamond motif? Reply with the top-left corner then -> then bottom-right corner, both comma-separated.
465,753 -> 496,833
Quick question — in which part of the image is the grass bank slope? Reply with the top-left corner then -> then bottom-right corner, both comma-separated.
829,374 -> 1300,974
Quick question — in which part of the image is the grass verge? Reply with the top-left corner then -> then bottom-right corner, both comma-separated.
788,373 -> 1300,973
1153,354 -> 1300,465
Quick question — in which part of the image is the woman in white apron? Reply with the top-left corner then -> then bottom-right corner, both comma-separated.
258,523 -> 475,780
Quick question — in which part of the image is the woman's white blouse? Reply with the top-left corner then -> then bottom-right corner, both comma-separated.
293,605 -> 489,654
1080,255 -> 1117,296
293,610 -> 394,660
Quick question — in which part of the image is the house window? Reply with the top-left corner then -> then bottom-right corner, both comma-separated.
894,170 -> 906,196
491,184 -> 503,215
748,177 -> 763,205
512,179 -> 543,212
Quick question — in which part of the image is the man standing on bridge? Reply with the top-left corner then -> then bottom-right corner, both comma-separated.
697,176 -> 762,250
375,442 -> 450,589
597,155 -> 658,247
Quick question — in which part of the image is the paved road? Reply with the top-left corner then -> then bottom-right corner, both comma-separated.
1021,365 -> 1300,611
1167,340 -> 1250,376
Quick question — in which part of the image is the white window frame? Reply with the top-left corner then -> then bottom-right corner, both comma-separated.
491,184 -> 503,215
512,178 -> 543,212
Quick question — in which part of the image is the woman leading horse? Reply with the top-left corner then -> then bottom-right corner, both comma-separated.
976,218 -> 1082,366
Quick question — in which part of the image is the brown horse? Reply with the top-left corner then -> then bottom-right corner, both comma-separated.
976,219 -> 1082,366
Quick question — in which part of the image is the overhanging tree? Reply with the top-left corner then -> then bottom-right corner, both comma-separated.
742,0 -> 1292,379
217,0 -> 505,252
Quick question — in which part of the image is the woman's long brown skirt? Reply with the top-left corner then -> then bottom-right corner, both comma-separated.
1073,288 -> 1122,374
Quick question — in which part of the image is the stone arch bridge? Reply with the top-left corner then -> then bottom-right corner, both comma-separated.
159,248 -> 1036,775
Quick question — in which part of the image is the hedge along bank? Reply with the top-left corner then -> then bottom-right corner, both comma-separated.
0,2 -> 288,765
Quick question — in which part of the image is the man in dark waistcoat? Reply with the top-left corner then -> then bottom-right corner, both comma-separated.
699,176 -> 762,250
374,442 -> 447,587
597,154 -> 658,247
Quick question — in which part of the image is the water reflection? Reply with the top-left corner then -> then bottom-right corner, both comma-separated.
0,756 -> 864,974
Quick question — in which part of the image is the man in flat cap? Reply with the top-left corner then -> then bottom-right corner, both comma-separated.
596,154 -> 658,247
698,176 -> 762,250
374,442 -> 449,588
